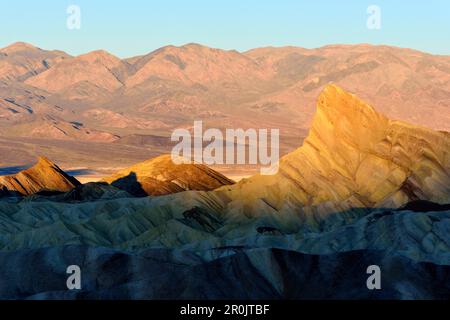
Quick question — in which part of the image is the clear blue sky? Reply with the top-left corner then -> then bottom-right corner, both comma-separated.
1,0 -> 449,58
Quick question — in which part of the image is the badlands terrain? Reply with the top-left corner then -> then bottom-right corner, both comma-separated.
1,42 -> 450,179
0,85 -> 449,299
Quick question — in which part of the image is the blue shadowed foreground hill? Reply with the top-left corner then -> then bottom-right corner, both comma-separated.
0,247 -> 449,300
0,85 -> 450,299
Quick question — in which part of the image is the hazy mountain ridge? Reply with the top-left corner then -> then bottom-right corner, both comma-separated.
1,42 -> 450,175
0,42 -> 71,83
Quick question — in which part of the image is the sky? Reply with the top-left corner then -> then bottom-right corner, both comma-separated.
0,0 -> 449,58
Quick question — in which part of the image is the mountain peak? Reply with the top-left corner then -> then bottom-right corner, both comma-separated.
0,157 -> 80,196
77,49 -> 121,64
228,85 -> 450,216
308,84 -> 390,152
24,48 -> 126,93
36,156 -> 57,168
318,83 -> 383,120
1,42 -> 40,54
102,154 -> 234,196
183,42 -> 205,48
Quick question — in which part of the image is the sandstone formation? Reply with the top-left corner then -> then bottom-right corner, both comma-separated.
220,84 -> 450,217
0,157 -> 80,196
102,154 -> 235,196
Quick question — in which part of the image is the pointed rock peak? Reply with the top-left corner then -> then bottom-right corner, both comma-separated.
317,84 -> 383,120
36,156 -> 57,168
231,85 -> 450,216
0,157 -> 80,196
297,84 -> 394,161
31,156 -> 74,178
306,84 -> 390,148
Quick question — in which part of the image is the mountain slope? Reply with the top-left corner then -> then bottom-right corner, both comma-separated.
0,157 -> 80,196
102,154 -> 235,196
25,50 -> 129,93
0,42 -> 70,83
221,84 -> 450,217
125,43 -> 272,88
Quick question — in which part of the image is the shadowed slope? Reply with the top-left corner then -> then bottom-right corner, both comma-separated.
1,246 -> 449,300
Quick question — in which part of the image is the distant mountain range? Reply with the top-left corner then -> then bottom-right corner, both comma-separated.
1,42 -> 449,177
